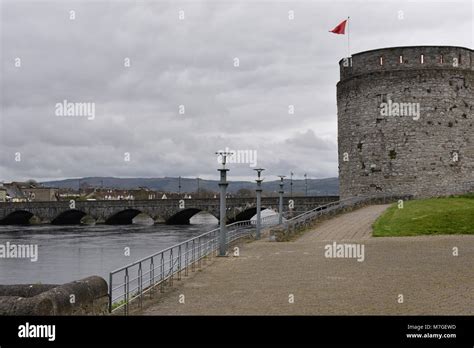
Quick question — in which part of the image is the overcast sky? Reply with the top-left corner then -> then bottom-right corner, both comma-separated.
1,0 -> 472,182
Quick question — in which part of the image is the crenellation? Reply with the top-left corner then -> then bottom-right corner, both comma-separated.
339,46 -> 473,81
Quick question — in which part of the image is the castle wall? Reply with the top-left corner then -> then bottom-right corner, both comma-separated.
337,46 -> 474,199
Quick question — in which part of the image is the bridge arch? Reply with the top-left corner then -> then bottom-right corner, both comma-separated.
229,207 -> 268,223
106,209 -> 142,225
166,208 -> 218,225
51,209 -> 87,225
0,210 -> 35,225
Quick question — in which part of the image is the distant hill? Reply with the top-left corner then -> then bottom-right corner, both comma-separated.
42,176 -> 339,196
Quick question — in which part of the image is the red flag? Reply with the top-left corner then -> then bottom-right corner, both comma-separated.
329,19 -> 347,35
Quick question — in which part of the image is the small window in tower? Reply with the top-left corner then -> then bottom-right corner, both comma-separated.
458,54 -> 462,64
399,55 -> 403,63
420,54 -> 424,64
377,93 -> 388,104
379,56 -> 384,65
440,55 -> 444,64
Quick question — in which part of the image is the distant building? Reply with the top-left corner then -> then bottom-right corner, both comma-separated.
4,183 -> 27,202
82,187 -> 159,201
3,182 -> 59,202
58,188 -> 81,200
22,187 -> 59,202
0,186 -> 6,202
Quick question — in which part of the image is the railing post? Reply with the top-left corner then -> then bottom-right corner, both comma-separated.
160,253 -> 165,293
178,245 -> 182,280
150,257 -> 154,297
214,230 -> 218,256
169,249 -> 173,286
192,239 -> 196,272
204,236 -> 209,264
124,269 -> 129,315
202,237 -> 207,265
138,262 -> 143,309
185,242 -> 189,277
108,272 -> 113,313
198,236 -> 202,269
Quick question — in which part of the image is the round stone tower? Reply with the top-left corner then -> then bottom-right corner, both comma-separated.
337,46 -> 474,199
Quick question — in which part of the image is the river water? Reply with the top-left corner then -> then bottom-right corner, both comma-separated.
0,212 -> 220,285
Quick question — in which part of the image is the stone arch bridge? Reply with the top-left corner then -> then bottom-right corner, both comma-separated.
0,196 -> 338,225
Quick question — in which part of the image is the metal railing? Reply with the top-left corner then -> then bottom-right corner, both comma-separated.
109,219 -> 266,314
108,193 -> 411,314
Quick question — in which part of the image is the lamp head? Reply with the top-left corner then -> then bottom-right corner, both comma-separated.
216,151 -> 234,167
253,168 -> 265,179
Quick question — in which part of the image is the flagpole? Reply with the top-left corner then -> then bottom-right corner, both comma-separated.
347,16 -> 350,58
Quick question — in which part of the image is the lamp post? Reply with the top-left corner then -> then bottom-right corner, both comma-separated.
278,175 -> 286,224
254,168 -> 265,239
197,177 -> 200,198
304,173 -> 308,197
290,172 -> 294,198
178,176 -> 182,196
216,151 -> 233,256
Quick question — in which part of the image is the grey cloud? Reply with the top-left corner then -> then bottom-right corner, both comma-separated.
1,0 -> 472,182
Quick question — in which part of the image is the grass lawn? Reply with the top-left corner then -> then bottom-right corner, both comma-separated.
373,194 -> 474,237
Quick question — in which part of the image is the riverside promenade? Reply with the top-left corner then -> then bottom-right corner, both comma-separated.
141,204 -> 474,315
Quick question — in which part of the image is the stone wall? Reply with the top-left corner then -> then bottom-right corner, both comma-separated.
0,196 -> 338,224
0,276 -> 108,315
337,46 -> 474,198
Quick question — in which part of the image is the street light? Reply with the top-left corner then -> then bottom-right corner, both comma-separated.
304,173 -> 308,197
290,172 -> 294,197
278,175 -> 286,224
254,168 -> 265,239
196,177 -> 200,198
178,176 -> 182,196
216,151 -> 233,256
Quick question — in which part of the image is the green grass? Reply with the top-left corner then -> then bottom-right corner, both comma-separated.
111,299 -> 127,311
373,194 -> 474,237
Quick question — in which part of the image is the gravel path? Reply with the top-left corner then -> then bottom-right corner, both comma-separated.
140,204 -> 474,315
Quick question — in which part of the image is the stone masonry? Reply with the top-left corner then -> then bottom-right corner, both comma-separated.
337,46 -> 474,198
